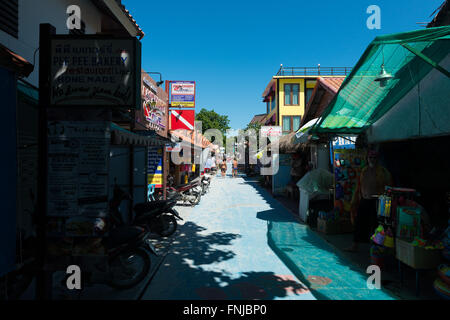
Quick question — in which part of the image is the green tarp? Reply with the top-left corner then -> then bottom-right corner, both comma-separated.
312,26 -> 450,134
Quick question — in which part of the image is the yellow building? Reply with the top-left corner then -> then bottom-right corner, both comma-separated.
261,65 -> 351,135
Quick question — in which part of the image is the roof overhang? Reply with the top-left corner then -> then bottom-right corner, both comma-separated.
311,26 -> 450,135
94,0 -> 145,39
0,44 -> 34,77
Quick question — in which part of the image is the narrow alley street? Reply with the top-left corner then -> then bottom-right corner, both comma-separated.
141,174 -> 397,300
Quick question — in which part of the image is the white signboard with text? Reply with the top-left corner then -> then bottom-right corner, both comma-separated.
261,126 -> 282,137
50,37 -> 139,107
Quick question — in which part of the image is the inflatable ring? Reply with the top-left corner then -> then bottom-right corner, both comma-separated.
433,278 -> 450,300
438,264 -> 450,286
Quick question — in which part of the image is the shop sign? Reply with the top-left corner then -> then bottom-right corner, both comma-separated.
140,75 -> 167,132
261,126 -> 282,137
143,78 -> 158,94
170,81 -> 195,107
50,36 -> 141,108
148,147 -> 163,188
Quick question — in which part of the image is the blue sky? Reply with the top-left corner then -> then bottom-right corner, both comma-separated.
124,0 -> 444,130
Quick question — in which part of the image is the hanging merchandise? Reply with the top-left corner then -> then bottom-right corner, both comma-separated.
377,195 -> 392,218
333,149 -> 366,216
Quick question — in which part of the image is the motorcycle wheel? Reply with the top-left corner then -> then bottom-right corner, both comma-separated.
5,270 -> 34,300
107,248 -> 150,290
190,192 -> 201,206
154,214 -> 177,237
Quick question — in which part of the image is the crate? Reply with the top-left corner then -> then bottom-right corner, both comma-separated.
317,218 -> 340,234
396,239 -> 442,269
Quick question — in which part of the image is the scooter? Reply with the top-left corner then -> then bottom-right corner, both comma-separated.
166,177 -> 202,206
201,172 -> 212,195
78,187 -> 157,290
111,183 -> 183,238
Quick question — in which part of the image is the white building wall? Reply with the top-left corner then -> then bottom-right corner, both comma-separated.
0,0 -> 105,86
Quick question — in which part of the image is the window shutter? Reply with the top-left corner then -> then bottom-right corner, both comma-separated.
0,0 -> 19,38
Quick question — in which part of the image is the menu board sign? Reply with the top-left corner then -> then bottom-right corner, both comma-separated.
46,121 -> 110,256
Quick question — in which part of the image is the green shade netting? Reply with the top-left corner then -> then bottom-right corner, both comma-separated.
312,26 -> 450,134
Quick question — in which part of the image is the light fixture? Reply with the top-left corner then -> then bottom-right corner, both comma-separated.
146,71 -> 164,87
374,64 -> 393,88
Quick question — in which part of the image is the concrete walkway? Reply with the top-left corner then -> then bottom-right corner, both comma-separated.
141,174 -> 316,300
141,174 -> 398,300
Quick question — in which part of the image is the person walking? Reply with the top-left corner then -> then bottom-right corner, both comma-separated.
220,158 -> 227,178
345,150 -> 393,252
232,158 -> 238,178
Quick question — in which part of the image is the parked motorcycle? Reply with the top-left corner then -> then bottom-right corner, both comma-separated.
201,172 -> 212,195
112,183 -> 183,238
165,177 -> 202,206
73,187 -> 157,290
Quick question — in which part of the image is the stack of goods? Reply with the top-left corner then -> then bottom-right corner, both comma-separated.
318,208 -> 340,222
433,221 -> 450,300
370,225 -> 395,269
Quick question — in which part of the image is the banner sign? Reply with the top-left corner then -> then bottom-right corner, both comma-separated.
170,109 -> 195,130
170,81 -> 195,107
50,36 -> 141,108
148,147 -> 163,188
139,73 -> 168,133
261,126 -> 282,137
46,121 -> 110,257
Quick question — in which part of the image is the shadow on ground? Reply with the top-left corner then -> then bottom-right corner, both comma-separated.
242,176 -> 399,300
142,220 -> 312,300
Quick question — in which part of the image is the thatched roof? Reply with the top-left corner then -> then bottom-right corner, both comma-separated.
268,132 -> 306,154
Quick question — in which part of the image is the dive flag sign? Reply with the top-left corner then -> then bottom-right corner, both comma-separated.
170,109 -> 195,130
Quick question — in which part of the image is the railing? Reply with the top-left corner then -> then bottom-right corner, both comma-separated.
276,66 -> 352,76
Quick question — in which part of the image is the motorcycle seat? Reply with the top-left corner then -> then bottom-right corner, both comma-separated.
134,201 -> 169,214
107,226 -> 145,248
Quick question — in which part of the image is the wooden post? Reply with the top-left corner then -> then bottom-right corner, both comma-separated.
36,23 -> 55,300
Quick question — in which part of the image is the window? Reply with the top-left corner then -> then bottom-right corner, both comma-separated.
271,96 -> 275,112
305,80 -> 316,105
282,116 -> 301,134
284,84 -> 299,105
0,0 -> 18,38
282,116 -> 291,132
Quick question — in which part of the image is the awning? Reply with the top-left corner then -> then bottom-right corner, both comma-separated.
294,117 -> 321,144
312,26 -> 450,134
111,123 -> 173,146
0,44 -> 34,77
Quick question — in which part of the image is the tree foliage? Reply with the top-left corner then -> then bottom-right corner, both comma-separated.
196,108 -> 230,145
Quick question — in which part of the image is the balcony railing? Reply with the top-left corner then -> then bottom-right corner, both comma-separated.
276,66 -> 352,76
